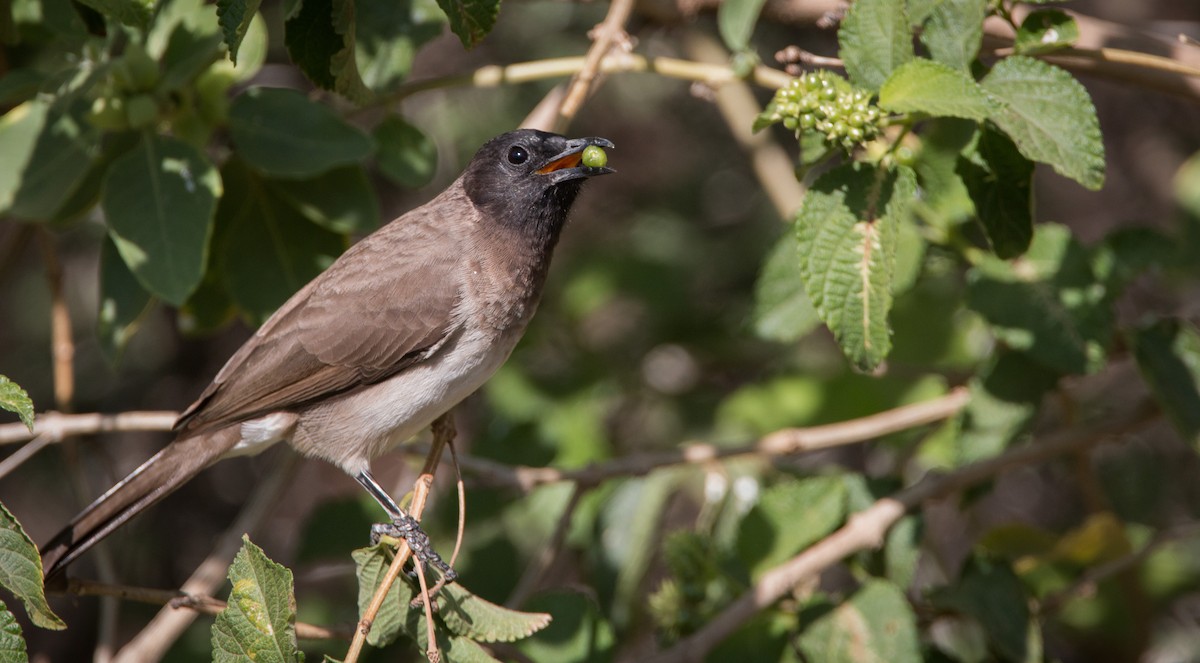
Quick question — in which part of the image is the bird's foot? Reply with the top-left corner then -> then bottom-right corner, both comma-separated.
370,514 -> 458,585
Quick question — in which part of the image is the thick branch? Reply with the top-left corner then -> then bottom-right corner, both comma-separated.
648,402 -> 1160,661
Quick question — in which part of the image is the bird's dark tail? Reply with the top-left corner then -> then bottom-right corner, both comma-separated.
40,426 -> 241,583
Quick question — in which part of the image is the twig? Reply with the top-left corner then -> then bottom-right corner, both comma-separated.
346,413 -> 455,663
37,230 -> 74,414
647,402 -> 1160,661
506,484 -> 585,607
450,387 -> 970,492
112,453 -> 300,662
1040,521 -> 1200,614
555,0 -> 635,129
67,578 -> 350,640
0,433 -> 54,479
0,410 -> 178,445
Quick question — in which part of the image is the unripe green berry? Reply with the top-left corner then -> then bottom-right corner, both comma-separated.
125,93 -> 158,129
581,145 -> 607,168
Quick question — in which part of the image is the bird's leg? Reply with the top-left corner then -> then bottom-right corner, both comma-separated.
356,470 -> 458,584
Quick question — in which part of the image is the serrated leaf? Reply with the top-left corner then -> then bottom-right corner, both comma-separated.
214,158 -> 345,323
229,87 -> 375,178
0,377 -> 34,433
879,59 -> 995,120
97,237 -> 156,362
436,0 -> 499,48
797,580 -> 920,663
374,114 -> 437,188
437,583 -> 551,642
74,0 -> 152,28
1014,9 -> 1078,55
796,163 -> 917,371
0,98 -> 101,221
329,0 -> 372,103
966,224 -> 1111,375
958,126 -> 1034,258
752,231 -> 821,343
738,475 -> 847,577
216,0 -> 261,64
838,0 -> 914,91
0,502 -> 64,630
212,536 -> 301,663
920,0 -> 986,71
0,602 -> 28,662
912,117 -> 977,229
102,132 -> 220,306
718,0 -> 767,52
353,544 -> 411,647
267,166 -> 380,234
1129,318 -> 1200,448
284,0 -> 340,89
982,56 -> 1104,190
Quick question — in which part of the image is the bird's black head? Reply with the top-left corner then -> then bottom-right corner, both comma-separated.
463,129 -> 614,243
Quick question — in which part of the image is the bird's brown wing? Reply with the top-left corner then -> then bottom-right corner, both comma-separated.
176,203 -> 464,434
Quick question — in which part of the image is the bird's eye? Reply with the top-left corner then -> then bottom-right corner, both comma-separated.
507,145 -> 529,165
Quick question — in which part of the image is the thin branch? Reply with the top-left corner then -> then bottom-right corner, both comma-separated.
37,230 -> 74,414
506,483 -> 586,607
346,413 -> 455,663
555,0 -> 635,129
647,402 -> 1160,662
451,387 -> 970,492
68,578 -> 351,640
111,453 -> 300,662
0,410 -> 178,445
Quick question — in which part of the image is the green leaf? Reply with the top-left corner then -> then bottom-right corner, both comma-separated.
797,580 -> 920,663
932,558 -> 1031,662
1129,318 -> 1200,448
0,602 -> 28,662
912,117 -> 977,229
0,98 -> 101,221
436,0 -> 499,48
958,126 -> 1035,258
920,0 -> 986,71
374,114 -> 437,188
284,0 -> 340,89
517,590 -> 614,663
214,158 -> 345,322
752,231 -> 821,343
0,502 -> 64,630
838,0 -> 914,91
879,59 -> 996,121
437,583 -> 552,643
956,350 -> 1059,464
796,163 -> 917,371
966,224 -> 1111,375
352,544 -> 411,647
981,56 -> 1105,190
74,0 -> 152,28
718,0 -> 767,52
211,536 -> 302,663
738,475 -> 847,577
885,515 -> 922,589
354,0 -> 446,95
97,236 -> 156,362
1014,9 -> 1078,55
229,87 -> 375,178
329,0 -> 373,103
158,0 -> 224,92
102,132 -> 221,306
0,377 -> 33,433
216,0 -> 261,64
267,166 -> 380,234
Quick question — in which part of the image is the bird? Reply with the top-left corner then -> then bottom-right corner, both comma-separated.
40,128 -> 614,582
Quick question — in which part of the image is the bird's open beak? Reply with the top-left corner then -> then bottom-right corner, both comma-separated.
537,137 -> 615,183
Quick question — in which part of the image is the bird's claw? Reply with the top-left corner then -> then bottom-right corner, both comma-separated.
370,514 -> 458,584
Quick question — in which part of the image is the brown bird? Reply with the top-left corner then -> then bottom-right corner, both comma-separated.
41,129 -> 614,581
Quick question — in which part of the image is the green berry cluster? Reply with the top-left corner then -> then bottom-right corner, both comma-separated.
756,70 -> 885,150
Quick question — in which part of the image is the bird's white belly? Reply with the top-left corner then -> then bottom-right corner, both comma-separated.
288,323 -> 520,475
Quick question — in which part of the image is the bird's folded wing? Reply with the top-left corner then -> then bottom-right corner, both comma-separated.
175,215 -> 462,434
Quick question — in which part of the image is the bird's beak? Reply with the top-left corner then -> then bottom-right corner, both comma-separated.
537,137 -> 616,184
